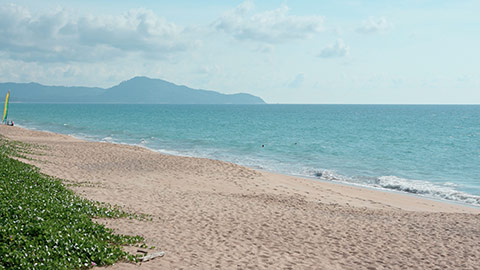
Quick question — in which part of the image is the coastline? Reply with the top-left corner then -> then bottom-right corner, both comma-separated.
11,104 -> 480,208
12,124 -> 480,213
1,125 -> 479,269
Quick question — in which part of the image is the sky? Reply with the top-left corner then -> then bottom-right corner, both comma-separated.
0,0 -> 479,104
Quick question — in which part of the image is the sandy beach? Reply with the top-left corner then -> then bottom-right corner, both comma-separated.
1,125 -> 479,269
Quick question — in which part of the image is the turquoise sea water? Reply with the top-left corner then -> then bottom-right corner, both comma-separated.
8,104 -> 480,206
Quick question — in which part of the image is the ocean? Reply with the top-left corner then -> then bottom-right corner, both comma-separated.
8,104 -> 480,207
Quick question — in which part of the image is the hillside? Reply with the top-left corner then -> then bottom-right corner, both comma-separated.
0,77 -> 265,104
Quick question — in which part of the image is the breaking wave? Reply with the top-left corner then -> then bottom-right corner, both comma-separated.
375,176 -> 480,206
313,171 -> 480,207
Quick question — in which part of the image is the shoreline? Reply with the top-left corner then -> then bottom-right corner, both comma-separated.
281,170 -> 480,211
1,125 -> 479,269
14,124 -> 480,212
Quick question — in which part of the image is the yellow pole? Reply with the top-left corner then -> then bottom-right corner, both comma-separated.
2,90 -> 10,123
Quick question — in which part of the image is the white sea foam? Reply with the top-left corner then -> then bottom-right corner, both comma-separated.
101,136 -> 113,142
443,182 -> 458,187
375,176 -> 480,206
311,169 -> 346,181
309,170 -> 480,206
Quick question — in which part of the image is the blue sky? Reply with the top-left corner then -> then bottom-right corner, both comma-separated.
0,0 -> 478,103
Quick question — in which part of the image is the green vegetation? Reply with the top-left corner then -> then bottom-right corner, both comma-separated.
0,137 -> 44,160
0,137 -> 144,269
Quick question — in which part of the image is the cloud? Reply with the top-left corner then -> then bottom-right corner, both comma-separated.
256,44 -> 274,53
356,17 -> 391,34
287,73 -> 305,88
0,4 -> 190,63
0,57 -> 155,87
319,39 -> 349,58
214,1 -> 324,43
198,64 -> 221,75
456,75 -> 471,83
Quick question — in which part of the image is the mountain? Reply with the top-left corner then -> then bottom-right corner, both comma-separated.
0,82 -> 105,103
98,76 -> 265,104
0,77 -> 265,104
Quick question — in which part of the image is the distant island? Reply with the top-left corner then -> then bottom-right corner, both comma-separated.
0,76 -> 265,104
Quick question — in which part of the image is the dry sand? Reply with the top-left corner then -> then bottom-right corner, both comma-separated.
1,125 -> 479,269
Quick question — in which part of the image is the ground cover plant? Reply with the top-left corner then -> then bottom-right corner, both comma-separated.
0,137 -> 144,269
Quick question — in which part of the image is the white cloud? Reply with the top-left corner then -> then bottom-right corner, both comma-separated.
319,39 -> 349,58
0,58 -> 137,87
214,1 -> 324,43
456,75 -> 471,82
0,4 -> 191,63
256,44 -> 274,53
356,17 -> 391,34
286,73 -> 305,88
198,64 -> 221,75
